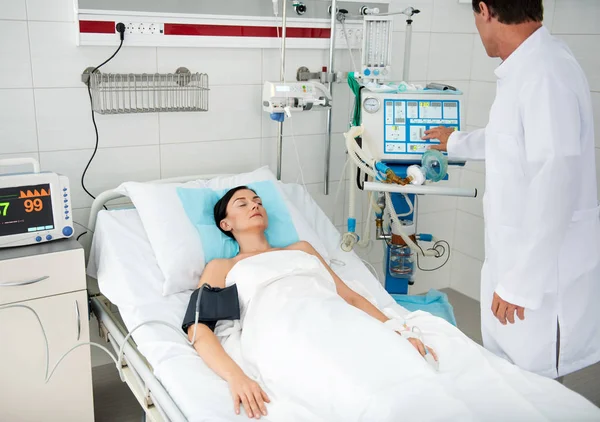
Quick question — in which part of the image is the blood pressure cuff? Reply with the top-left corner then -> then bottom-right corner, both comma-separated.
181,283 -> 241,333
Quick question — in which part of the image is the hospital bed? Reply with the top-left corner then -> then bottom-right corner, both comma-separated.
85,173 -> 600,422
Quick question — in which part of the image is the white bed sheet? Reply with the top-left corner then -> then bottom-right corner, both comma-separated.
88,183 -> 600,422
88,183 -> 407,421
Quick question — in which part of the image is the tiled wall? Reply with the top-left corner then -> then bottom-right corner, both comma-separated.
3,0 -> 595,299
449,0 -> 600,301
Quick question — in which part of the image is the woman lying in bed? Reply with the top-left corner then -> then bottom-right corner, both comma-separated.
183,186 -> 438,420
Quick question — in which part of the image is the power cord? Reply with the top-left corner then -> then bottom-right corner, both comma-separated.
78,23 -> 125,242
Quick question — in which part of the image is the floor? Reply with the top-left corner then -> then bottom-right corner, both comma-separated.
92,288 -> 600,421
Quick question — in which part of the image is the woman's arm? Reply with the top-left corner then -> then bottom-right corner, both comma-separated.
188,261 -> 270,419
294,241 -> 437,360
293,241 -> 388,322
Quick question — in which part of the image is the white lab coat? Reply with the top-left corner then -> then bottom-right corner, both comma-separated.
448,26 -> 600,378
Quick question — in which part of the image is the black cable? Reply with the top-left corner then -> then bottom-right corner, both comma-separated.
78,24 -> 125,243
82,38 -> 124,205
413,195 -> 451,272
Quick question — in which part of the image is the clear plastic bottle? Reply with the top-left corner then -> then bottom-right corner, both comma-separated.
389,244 -> 414,279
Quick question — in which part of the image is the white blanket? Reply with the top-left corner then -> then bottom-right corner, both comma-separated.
217,250 -> 599,422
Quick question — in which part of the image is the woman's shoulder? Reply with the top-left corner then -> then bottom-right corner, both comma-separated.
201,258 -> 236,288
285,240 -> 316,254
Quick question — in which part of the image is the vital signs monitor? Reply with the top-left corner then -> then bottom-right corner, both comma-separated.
0,158 -> 73,248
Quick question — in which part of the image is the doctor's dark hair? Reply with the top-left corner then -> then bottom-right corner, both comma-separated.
214,186 -> 257,239
472,0 -> 543,24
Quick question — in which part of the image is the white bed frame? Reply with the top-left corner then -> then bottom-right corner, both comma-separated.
86,174 -> 232,422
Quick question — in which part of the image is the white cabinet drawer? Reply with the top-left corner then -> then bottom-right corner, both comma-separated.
0,290 -> 94,422
0,247 -> 85,305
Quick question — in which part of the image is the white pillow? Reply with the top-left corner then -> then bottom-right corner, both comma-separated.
114,180 -> 205,296
116,166 -> 328,296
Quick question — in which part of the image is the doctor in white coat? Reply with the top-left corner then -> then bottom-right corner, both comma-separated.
424,0 -> 600,378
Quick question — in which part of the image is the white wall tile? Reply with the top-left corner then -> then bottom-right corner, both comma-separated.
431,0 -> 477,34
457,168 -> 485,218
26,0 -> 75,22
0,89 -> 37,153
261,132 -> 347,185
557,35 -> 600,92
305,180 -> 346,227
450,250 -> 482,301
0,21 -> 32,88
470,35 -> 501,82
29,22 -> 157,88
159,85 -> 261,144
543,0 -> 557,32
262,48 -> 326,82
34,88 -> 159,151
453,210 -> 485,261
0,151 -> 39,174
71,207 -> 91,245
389,0 -> 434,33
390,32 -> 430,82
593,92 -> 600,148
466,81 -> 496,128
334,49 -> 360,76
157,47 -> 261,86
552,0 -> 600,35
427,33 -> 474,81
40,146 -> 160,208
418,167 -> 460,214
160,138 -> 261,179
0,0 -> 27,20
411,209 -> 455,293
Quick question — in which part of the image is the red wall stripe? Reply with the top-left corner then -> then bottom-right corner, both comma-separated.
78,20 -> 329,38
164,23 -> 330,38
80,20 -> 116,34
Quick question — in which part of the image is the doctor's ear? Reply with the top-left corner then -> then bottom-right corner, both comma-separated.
477,2 -> 493,21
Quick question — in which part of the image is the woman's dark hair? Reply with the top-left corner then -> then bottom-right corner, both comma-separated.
213,186 -> 256,239
472,0 -> 543,24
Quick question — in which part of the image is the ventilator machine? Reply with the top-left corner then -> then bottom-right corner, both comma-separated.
340,7 -> 476,294
261,2 -> 476,295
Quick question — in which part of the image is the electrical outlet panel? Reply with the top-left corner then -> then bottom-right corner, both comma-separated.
335,22 -> 363,49
125,22 -> 165,35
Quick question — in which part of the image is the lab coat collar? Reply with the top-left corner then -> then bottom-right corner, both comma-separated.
494,25 -> 549,79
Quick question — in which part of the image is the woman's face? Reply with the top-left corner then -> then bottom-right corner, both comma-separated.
219,189 -> 268,238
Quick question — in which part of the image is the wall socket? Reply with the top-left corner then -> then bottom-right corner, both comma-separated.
125,22 -> 165,35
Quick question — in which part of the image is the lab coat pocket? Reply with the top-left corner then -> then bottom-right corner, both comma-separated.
560,205 -> 600,282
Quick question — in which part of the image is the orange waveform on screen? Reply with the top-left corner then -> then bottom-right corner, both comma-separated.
19,188 -> 50,199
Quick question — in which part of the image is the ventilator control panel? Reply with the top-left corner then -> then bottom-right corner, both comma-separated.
361,89 -> 463,163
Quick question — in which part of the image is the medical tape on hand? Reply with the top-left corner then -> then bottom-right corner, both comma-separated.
384,318 -> 423,340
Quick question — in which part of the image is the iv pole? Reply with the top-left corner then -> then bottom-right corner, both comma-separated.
323,0 -> 338,194
276,0 -> 288,180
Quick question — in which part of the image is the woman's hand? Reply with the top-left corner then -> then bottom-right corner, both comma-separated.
227,372 -> 270,419
407,337 -> 438,362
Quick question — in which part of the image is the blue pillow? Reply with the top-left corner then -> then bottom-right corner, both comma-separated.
176,180 -> 299,262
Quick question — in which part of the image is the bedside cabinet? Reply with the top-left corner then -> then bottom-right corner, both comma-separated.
0,239 -> 94,422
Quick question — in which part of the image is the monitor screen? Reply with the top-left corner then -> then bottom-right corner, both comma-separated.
0,184 -> 55,237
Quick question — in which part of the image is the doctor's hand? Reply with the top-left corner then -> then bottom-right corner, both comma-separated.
422,126 -> 455,151
491,292 -> 525,325
227,372 -> 270,419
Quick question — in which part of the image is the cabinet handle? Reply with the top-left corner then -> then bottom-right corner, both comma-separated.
75,300 -> 81,341
0,276 -> 49,287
